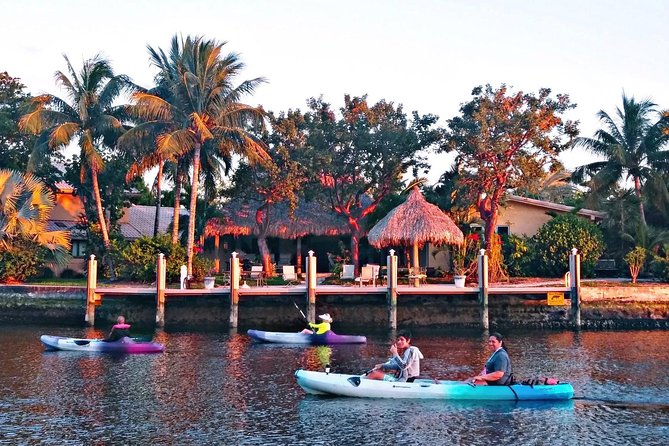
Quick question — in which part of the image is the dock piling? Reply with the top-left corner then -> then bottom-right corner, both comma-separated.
156,253 -> 166,327
229,252 -> 240,328
306,251 -> 317,322
387,250 -> 398,329
85,255 -> 97,326
569,248 -> 581,328
478,249 -> 489,330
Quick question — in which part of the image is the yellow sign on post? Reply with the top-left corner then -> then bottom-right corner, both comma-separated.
547,292 -> 566,306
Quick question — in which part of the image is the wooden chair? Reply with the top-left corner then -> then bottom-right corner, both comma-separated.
282,265 -> 298,285
365,264 -> 381,286
408,267 -> 427,287
355,266 -> 374,287
340,264 -> 355,280
250,265 -> 265,287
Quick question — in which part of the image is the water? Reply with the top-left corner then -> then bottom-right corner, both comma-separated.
0,325 -> 668,445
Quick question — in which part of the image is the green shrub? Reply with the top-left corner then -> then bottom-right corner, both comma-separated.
531,214 -> 605,277
116,235 -> 190,283
649,254 -> 669,282
624,246 -> 647,283
501,234 -> 533,277
0,238 -> 47,282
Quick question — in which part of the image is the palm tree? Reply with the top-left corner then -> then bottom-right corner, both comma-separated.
572,94 -> 669,227
19,55 -> 134,251
130,35 -> 269,274
0,169 -> 70,262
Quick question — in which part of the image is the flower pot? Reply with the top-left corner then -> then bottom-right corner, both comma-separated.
454,275 -> 466,288
204,276 -> 216,289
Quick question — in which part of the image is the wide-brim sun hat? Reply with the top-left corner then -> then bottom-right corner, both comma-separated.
318,313 -> 333,322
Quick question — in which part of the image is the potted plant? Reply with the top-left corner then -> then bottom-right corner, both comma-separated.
451,234 -> 478,288
203,267 -> 217,289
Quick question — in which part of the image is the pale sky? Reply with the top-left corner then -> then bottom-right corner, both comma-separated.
3,0 -> 668,185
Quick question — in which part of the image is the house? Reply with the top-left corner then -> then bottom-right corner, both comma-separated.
495,194 -> 606,237
48,182 -> 187,276
425,194 -> 606,271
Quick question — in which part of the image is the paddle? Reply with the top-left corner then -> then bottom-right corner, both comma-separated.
292,300 -> 308,322
347,368 -> 375,387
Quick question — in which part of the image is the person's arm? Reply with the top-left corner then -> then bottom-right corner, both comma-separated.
471,354 -> 509,383
391,347 -> 417,373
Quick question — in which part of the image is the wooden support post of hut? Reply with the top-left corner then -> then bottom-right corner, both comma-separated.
569,248 -> 581,328
387,249 -> 398,329
156,253 -> 167,327
229,252 -> 241,328
306,250 -> 317,322
85,255 -> 98,326
478,249 -> 489,330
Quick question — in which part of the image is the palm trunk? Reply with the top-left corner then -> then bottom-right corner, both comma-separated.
172,168 -> 182,245
634,176 -> 646,227
153,159 -> 164,237
91,169 -> 115,280
187,144 -> 201,276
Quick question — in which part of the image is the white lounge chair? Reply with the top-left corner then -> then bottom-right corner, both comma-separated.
366,264 -> 380,286
250,265 -> 265,287
340,264 -> 355,280
282,265 -> 298,285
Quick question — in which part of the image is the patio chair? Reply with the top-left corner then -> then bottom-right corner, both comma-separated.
340,264 -> 355,280
250,265 -> 265,287
282,265 -> 298,285
355,266 -> 374,287
366,264 -> 381,286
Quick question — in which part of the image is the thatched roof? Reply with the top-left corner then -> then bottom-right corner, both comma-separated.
367,186 -> 464,248
204,199 -> 351,239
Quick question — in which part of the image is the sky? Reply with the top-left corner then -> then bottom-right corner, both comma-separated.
3,0 -> 668,185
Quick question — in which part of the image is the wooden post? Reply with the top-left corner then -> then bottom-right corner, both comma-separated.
569,248 -> 581,329
387,249 -> 398,329
412,243 -> 420,288
85,255 -> 98,326
156,253 -> 166,327
229,252 -> 241,328
306,250 -> 317,322
478,249 -> 489,330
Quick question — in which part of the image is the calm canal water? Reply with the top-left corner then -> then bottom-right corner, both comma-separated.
0,325 -> 668,445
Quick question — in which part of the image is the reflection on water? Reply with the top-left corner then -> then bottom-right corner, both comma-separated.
0,326 -> 668,445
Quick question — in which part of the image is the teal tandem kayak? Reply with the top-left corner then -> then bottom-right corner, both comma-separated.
294,370 -> 574,400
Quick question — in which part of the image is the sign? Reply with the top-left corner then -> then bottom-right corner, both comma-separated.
547,292 -> 566,306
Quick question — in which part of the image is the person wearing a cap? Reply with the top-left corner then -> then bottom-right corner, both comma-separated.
301,313 -> 333,335
367,329 -> 423,382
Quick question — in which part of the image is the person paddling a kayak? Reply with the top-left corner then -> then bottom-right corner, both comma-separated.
106,315 -> 131,341
467,332 -> 513,385
367,330 -> 423,382
300,313 -> 333,335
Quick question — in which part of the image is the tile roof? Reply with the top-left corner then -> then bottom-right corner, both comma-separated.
119,205 -> 189,240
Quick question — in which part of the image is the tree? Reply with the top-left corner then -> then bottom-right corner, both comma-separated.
19,55 -> 134,254
130,35 -> 268,275
572,94 -> 669,228
225,110 -> 307,274
300,95 -> 444,271
0,168 -> 70,258
444,84 -> 578,280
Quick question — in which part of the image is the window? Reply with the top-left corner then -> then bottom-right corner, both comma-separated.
71,241 -> 87,258
496,226 -> 510,236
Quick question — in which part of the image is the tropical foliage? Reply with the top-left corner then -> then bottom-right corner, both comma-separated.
444,84 -> 578,281
532,213 -> 604,277
127,35 -> 269,275
572,94 -> 669,227
624,246 -> 647,283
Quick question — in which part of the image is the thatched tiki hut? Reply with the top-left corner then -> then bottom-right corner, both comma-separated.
205,199 -> 350,275
367,186 -> 464,286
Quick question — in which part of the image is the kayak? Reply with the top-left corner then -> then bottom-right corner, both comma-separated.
247,330 -> 366,344
40,335 -> 165,354
294,370 -> 574,400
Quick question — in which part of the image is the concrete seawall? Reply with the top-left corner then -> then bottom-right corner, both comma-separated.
1,284 -> 668,330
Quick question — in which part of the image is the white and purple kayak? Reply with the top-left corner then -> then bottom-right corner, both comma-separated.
40,335 -> 165,354
295,370 -> 574,400
247,330 -> 366,345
